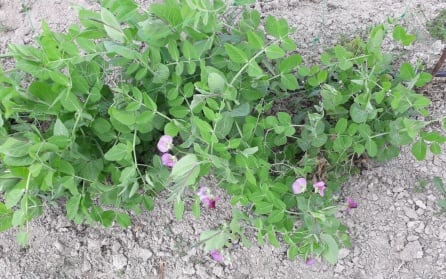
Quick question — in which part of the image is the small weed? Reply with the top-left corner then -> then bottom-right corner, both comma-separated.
0,23 -> 14,33
427,9 -> 446,41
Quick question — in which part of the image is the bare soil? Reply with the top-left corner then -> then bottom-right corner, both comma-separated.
1,1 -> 446,278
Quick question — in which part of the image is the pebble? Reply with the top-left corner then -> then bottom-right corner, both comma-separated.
334,264 -> 345,273
403,207 -> 418,219
393,187 -> 404,193
399,241 -> 423,261
338,248 -> 350,259
439,231 -> 446,241
415,200 -> 427,209
135,248 -> 153,261
407,235 -> 419,241
393,233 -> 406,251
112,254 -> 128,270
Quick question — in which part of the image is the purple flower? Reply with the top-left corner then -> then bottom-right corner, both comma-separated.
347,197 -> 358,209
313,181 -> 326,197
157,135 -> 173,153
197,186 -> 210,199
197,187 -> 218,209
202,196 -> 217,209
161,153 -> 177,167
210,250 -> 224,262
305,257 -> 316,266
292,178 -> 307,194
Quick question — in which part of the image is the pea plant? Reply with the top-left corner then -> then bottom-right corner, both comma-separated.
0,0 -> 445,264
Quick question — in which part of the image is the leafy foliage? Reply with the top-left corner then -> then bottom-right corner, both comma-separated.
0,0 -> 444,263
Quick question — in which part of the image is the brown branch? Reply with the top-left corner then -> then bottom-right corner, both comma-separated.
431,46 -> 446,77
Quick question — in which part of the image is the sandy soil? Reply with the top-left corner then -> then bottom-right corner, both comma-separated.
1,0 -> 446,278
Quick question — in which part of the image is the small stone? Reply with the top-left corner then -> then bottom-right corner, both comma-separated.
338,248 -> 350,259
87,239 -> 100,251
439,231 -> 446,241
393,187 -> 404,193
415,200 -> 427,209
135,248 -> 153,261
82,261 -> 92,272
399,241 -> 423,261
415,222 -> 425,233
112,254 -> 128,270
407,235 -> 419,241
393,233 -> 406,251
183,265 -> 196,275
403,207 -> 418,219
370,194 -> 379,201
53,241 -> 64,252
334,264 -> 345,273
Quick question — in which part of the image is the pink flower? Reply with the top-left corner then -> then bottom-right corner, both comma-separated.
161,153 -> 177,167
197,187 -> 218,209
347,197 -> 358,209
201,196 -> 217,209
305,257 -> 316,266
210,250 -> 224,262
157,135 -> 173,153
292,178 -> 307,194
313,181 -> 326,197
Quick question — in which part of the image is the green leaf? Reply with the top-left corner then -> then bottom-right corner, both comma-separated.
66,194 -> 81,220
12,209 -> 25,227
152,64 -> 170,84
5,188 -> 25,209
109,108 -> 136,126
104,143 -> 129,161
399,62 -> 415,81
279,54 -> 302,73
0,203 -> 13,232
281,73 -> 298,90
265,15 -> 288,38
171,154 -> 200,186
246,31 -> 264,50
200,230 -> 230,252
100,210 -> 116,227
287,244 -> 299,260
101,8 -> 126,43
335,118 -> 348,134
265,45 -> 285,59
174,198 -> 184,221
208,72 -> 226,93
365,139 -> 378,157
267,227 -> 280,247
254,201 -> 273,214
267,210 -> 284,224
215,112 -> 234,139
350,103 -> 368,123
229,103 -> 251,117
150,3 -> 182,26
430,142 -> 442,155
411,140 -> 427,160
247,61 -> 264,77
241,147 -> 258,156
17,231 -> 28,247
116,213 -> 131,228
54,119 -> 69,136
224,44 -> 248,63
393,25 -> 416,46
164,122 -> 179,137
321,233 -> 339,264
415,72 -> 432,87
142,196 -> 155,211
104,41 -> 136,59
